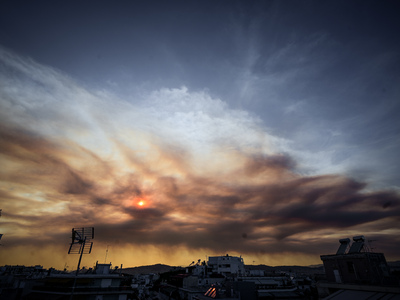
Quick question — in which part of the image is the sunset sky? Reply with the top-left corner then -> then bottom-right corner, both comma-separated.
1,1 -> 400,270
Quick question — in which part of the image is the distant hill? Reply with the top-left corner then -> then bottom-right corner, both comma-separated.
245,264 -> 325,275
121,264 -> 182,275
121,261 -> 400,276
121,263 -> 324,275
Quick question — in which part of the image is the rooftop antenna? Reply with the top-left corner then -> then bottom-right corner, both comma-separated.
104,245 -> 110,263
68,227 -> 94,300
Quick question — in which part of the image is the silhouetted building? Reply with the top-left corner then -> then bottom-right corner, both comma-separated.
318,236 -> 400,299
207,255 -> 245,277
320,235 -> 391,285
0,263 -> 133,300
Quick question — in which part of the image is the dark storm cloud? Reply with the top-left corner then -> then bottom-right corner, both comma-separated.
0,124 -> 93,194
125,207 -> 166,220
68,154 -> 400,257
62,169 -> 93,194
1,116 -> 400,259
242,154 -> 296,176
1,91 -> 399,261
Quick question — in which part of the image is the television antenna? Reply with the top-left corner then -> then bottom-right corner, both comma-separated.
68,227 -> 94,300
68,227 -> 94,255
104,245 -> 110,263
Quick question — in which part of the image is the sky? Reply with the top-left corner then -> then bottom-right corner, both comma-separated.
0,0 -> 400,270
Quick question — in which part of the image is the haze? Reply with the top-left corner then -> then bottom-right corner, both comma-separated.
0,1 -> 399,269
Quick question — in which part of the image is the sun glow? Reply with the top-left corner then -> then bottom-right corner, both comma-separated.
134,196 -> 149,208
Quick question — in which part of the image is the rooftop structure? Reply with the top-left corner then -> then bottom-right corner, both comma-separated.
318,235 -> 400,299
320,235 -> 392,285
207,255 -> 245,277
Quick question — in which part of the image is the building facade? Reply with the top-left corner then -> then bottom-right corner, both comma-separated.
320,236 -> 391,285
207,255 -> 245,277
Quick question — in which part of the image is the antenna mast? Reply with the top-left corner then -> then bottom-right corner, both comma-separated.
68,227 -> 94,300
104,245 -> 109,263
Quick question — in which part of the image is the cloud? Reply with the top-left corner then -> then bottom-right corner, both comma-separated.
0,46 -> 400,268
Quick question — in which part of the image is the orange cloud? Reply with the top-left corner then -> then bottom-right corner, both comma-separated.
1,48 -> 399,269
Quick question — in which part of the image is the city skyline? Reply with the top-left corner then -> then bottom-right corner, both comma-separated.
0,1 -> 400,269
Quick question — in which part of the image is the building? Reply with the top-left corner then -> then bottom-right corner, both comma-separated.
318,236 -> 400,299
4,262 -> 134,300
207,255 -> 245,277
0,265 -> 48,299
320,236 -> 392,285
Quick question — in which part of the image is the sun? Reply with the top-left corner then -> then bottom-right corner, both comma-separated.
135,198 -> 147,207
133,196 -> 150,208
